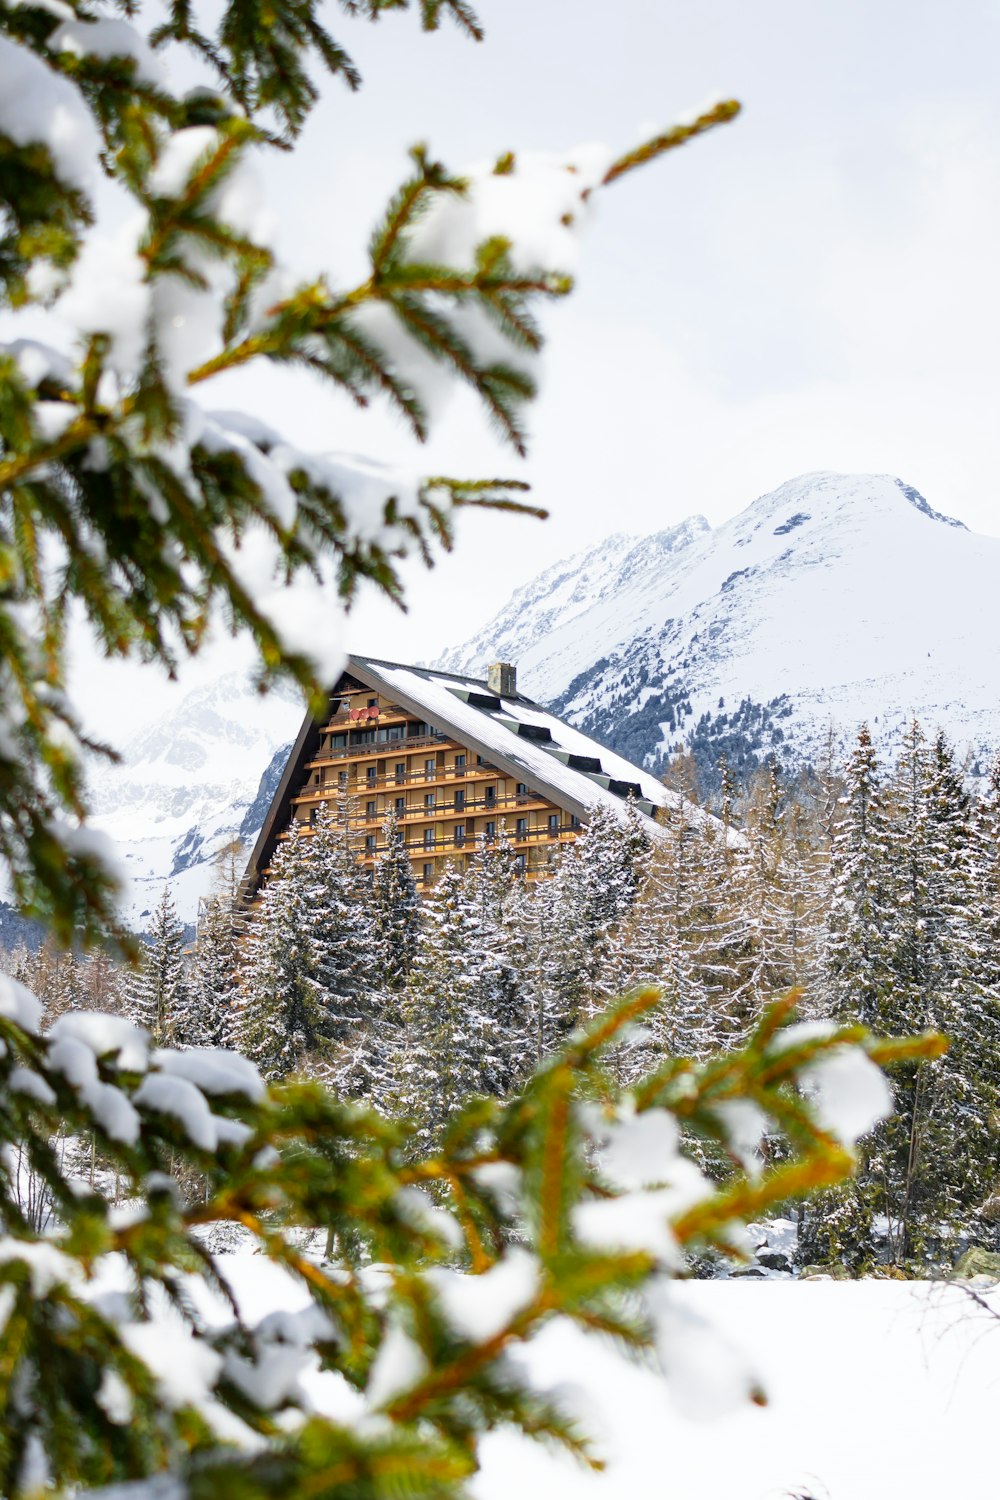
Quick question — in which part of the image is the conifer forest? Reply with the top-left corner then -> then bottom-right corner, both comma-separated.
11,720 -> 998,1277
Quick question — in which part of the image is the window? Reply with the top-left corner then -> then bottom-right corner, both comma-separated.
423,862 -> 434,883
516,782 -> 527,797
395,797 -> 405,815
338,770 -> 348,786
454,789 -> 465,812
455,753 -> 466,770
548,813 -> 560,835
514,853 -> 526,875
485,785 -> 497,807
516,817 -> 527,839
476,754 -> 484,765
570,815 -> 581,829
454,823 -> 466,847
425,792 -> 436,808
364,834 -> 376,854
367,765 -> 377,784
395,762 -> 406,782
424,828 -> 436,849
485,821 -> 496,840
425,757 -> 436,776
368,698 -> 378,708
331,732 -> 346,749
366,800 -> 377,818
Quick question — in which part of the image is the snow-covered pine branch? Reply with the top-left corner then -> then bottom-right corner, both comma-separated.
0,964 -> 939,1500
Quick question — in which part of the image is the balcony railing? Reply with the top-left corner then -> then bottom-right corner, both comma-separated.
311,731 -> 449,762
293,789 -> 552,821
359,822 -> 575,859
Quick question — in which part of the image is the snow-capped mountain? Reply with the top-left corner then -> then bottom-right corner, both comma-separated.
436,517 -> 709,676
88,673 -> 302,927
440,472 -> 1000,782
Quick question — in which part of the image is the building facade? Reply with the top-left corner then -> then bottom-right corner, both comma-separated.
241,656 -> 703,903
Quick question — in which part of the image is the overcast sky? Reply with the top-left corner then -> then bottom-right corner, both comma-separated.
71,0 -> 1000,734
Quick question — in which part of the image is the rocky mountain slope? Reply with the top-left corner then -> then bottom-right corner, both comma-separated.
87,673 -> 301,927
440,472 -> 1000,786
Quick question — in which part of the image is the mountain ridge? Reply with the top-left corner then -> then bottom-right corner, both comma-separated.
438,471 -> 999,787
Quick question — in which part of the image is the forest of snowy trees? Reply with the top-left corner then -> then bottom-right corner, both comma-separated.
7,717 -> 999,1273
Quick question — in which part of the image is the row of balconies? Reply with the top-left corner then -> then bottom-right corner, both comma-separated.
294,788 -> 551,822
356,821 -> 577,861
304,762 -> 501,795
312,730 -> 449,762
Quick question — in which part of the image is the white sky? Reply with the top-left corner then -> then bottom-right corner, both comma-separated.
67,0 -> 1000,735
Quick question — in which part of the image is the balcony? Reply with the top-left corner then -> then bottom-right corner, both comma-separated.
311,730 -> 449,763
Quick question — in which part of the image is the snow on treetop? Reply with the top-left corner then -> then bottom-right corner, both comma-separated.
50,1012 -> 150,1072
0,35 -> 102,194
407,144 -> 613,278
151,1047 -> 266,1102
49,16 -> 167,89
0,973 -> 43,1035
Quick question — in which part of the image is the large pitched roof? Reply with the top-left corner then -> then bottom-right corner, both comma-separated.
241,654 -> 729,900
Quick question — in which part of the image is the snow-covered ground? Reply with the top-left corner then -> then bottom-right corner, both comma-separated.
475,1279 -> 997,1500
208,1251 -> 999,1500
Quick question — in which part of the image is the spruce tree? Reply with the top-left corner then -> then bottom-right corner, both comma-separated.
191,891 -> 242,1047
126,887 -> 190,1046
233,823 -> 334,1081
463,828 -> 531,1095
519,847 -> 593,1060
821,724 -> 896,1028
371,811 -> 420,992
389,864 -> 492,1149
234,802 -> 381,1080
302,798 -> 378,1033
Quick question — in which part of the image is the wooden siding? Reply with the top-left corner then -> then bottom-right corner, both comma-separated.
287,679 -> 581,888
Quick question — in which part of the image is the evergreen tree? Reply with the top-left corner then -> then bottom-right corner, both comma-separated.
388,865 -> 493,1149
881,726 -> 1000,1259
191,892 -> 242,1048
604,814 -> 713,1064
519,846 -> 593,1060
233,824 -> 333,1081
563,801 -> 651,1021
128,887 -> 190,1046
807,722 -> 1000,1265
370,811 -> 420,992
234,804 -> 380,1081
821,724 -> 897,1028
463,827 -> 532,1094
303,798 -> 379,1031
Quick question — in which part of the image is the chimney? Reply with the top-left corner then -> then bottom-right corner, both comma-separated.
487,661 -> 517,698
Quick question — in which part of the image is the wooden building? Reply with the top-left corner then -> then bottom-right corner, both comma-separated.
240,655 -> 706,902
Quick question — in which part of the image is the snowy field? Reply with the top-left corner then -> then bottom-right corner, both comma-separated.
211,1253 -> 999,1500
